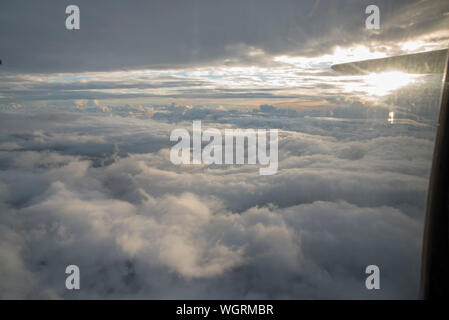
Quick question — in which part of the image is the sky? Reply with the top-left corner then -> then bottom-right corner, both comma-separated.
0,0 -> 448,109
0,0 -> 448,299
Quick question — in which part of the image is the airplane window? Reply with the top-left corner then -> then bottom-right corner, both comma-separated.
0,0 -> 448,300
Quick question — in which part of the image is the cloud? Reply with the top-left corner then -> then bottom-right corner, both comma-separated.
0,0 -> 447,74
0,107 -> 435,299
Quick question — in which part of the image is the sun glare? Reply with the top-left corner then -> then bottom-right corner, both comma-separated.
344,71 -> 420,97
364,72 -> 419,96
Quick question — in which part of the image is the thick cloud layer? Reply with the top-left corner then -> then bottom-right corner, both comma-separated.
0,106 -> 435,299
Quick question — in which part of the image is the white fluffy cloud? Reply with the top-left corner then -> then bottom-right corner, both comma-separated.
0,108 -> 435,299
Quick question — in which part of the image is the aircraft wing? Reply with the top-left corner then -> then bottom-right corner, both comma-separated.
331,49 -> 447,75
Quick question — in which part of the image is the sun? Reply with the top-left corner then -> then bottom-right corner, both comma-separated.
361,71 -> 420,96
341,71 -> 421,97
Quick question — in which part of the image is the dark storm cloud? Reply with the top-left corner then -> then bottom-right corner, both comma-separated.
1,0 -> 448,73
